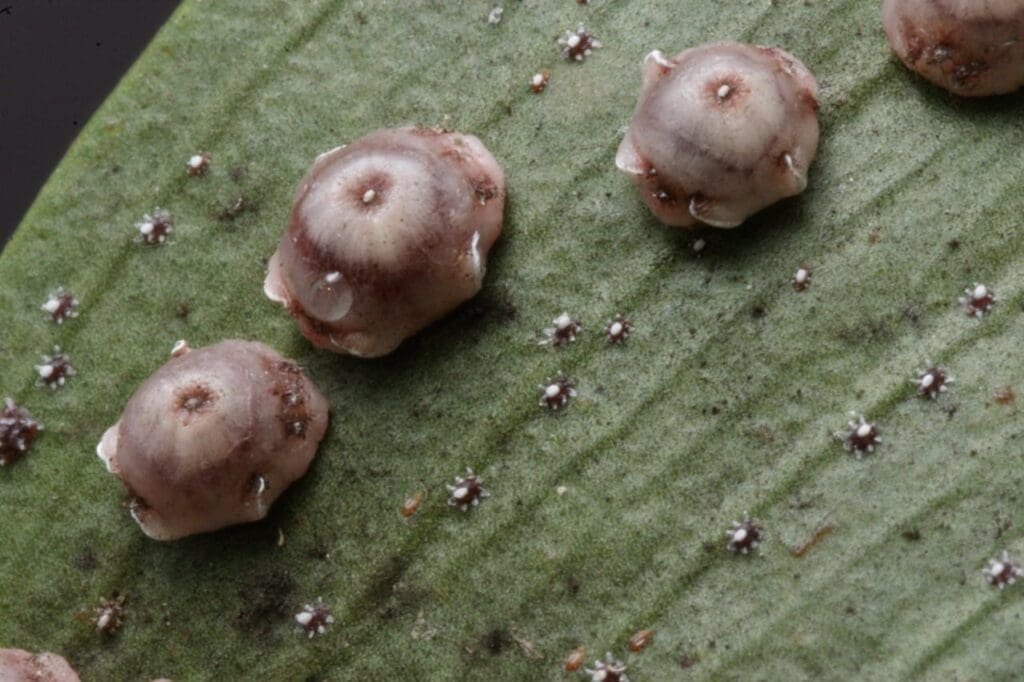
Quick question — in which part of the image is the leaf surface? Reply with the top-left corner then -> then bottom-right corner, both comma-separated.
1,1 -> 1023,679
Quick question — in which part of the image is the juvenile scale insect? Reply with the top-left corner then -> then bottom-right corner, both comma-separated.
0,398 -> 41,466
41,287 -> 79,324
604,315 -> 632,344
186,152 -> 210,176
559,26 -> 601,62
983,551 -> 1022,589
529,69 -> 550,93
135,208 -> 172,245
295,599 -> 334,638
538,375 -> 577,410
960,283 -> 995,318
584,652 -> 629,682
792,265 -> 812,291
838,414 -> 881,458
92,594 -> 126,636
913,365 -> 953,399
446,468 -> 490,511
542,312 -> 581,346
35,347 -> 74,390
726,513 -> 764,554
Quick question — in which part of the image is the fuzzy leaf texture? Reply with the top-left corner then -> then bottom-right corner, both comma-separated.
1,1 -> 1023,679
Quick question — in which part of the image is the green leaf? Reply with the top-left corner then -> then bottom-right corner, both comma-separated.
2,1 -> 1023,679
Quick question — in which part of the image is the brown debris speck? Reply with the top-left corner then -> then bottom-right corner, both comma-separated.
791,521 -> 837,557
564,646 -> 586,671
628,628 -> 653,652
218,196 -> 248,221
994,386 -> 1015,405
510,624 -> 543,660
400,492 -> 422,517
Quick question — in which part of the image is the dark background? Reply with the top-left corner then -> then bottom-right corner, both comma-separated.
0,0 -> 179,252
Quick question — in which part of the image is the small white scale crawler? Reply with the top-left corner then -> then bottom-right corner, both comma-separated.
134,208 -> 173,245
41,287 -> 79,324
0,398 -> 41,466
35,347 -> 75,390
837,413 -> 881,458
584,652 -> 629,682
539,375 -> 577,410
185,152 -> 210,176
982,551 -> 1022,589
726,513 -> 764,554
913,364 -> 953,399
542,312 -> 581,346
446,467 -> 490,511
558,25 -> 601,62
960,283 -> 996,318
92,594 -> 126,636
295,599 -> 334,638
529,69 -> 550,93
604,314 -> 633,344
792,265 -> 812,291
